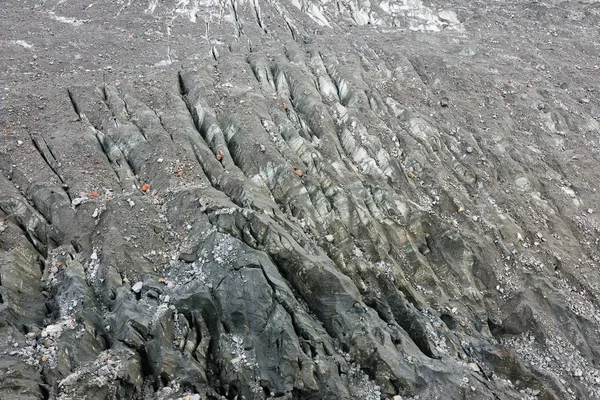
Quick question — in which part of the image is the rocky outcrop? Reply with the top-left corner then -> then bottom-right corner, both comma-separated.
1,0 -> 600,399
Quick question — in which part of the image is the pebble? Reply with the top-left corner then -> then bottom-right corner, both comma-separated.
132,281 -> 143,293
45,324 -> 63,337
587,208 -> 593,214
468,363 -> 481,372
71,197 -> 86,206
127,198 -> 135,208
466,146 -> 473,154
157,158 -> 163,163
325,234 -> 334,243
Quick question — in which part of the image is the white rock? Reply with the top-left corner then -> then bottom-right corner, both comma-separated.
515,177 -> 530,190
468,362 -> 481,372
71,197 -> 87,206
157,158 -> 163,163
325,234 -> 334,243
45,324 -> 63,337
132,281 -> 143,293
127,198 -> 135,208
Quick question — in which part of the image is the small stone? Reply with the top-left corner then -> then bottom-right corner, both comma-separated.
13,342 -> 19,348
325,234 -> 334,243
90,249 -> 98,260
163,295 -> 170,303
157,158 -> 163,163
17,140 -> 23,146
132,281 -> 143,293
573,369 -> 583,377
466,146 -> 473,154
588,208 -> 593,214
472,216 -> 478,222
45,324 -> 63,337
41,330 -> 48,338
579,98 -> 590,104
127,198 -> 135,208
468,363 -> 480,372
515,177 -> 530,190
71,197 -> 86,206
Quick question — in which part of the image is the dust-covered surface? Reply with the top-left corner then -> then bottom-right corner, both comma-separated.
1,0 -> 600,399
